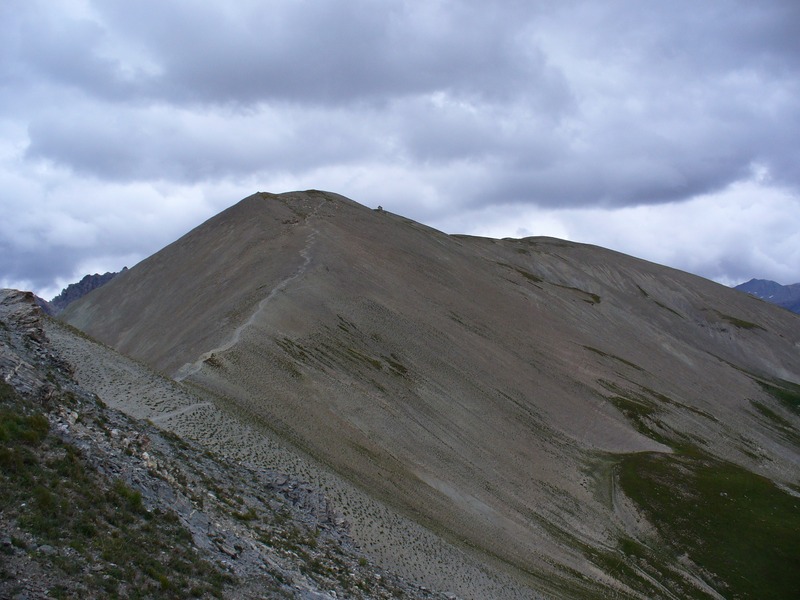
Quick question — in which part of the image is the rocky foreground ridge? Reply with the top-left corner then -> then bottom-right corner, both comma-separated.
0,288 -> 450,599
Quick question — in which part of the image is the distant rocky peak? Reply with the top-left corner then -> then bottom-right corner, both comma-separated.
48,268 -> 127,314
735,278 -> 800,314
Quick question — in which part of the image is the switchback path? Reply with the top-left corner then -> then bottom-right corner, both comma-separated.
173,200 -> 324,382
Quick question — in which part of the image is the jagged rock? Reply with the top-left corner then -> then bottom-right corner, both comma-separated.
48,269 -> 127,315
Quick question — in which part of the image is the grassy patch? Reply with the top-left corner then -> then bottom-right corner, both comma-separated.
344,347 -> 383,370
1,384 -> 235,598
599,379 -> 718,448
598,380 -> 676,446
619,450 -> 800,599
278,334 -> 397,375
750,378 -> 800,449
276,337 -> 311,363
750,400 -> 800,447
713,310 -> 765,331
336,314 -> 360,333
757,379 -> 800,416
496,262 -> 543,284
495,264 -> 602,304
0,408 -> 49,445
518,486 -> 702,599
654,300 -> 684,318
553,283 -> 601,304
583,346 -> 644,372
0,379 -> 16,402
381,353 -> 409,376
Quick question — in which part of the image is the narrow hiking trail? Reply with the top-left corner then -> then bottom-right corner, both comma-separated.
173,201 -> 324,382
149,401 -> 213,423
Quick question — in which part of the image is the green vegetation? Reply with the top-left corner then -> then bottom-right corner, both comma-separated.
496,261 -> 543,284
0,407 -> 49,447
336,314 -> 360,333
583,346 -> 644,372
553,283 -> 601,304
749,378 -> 800,448
750,401 -> 800,447
598,380 -> 675,446
0,382 -> 235,598
277,333 -> 410,378
0,379 -> 16,402
654,300 -> 684,318
381,353 -> 409,376
508,478 -> 703,600
757,378 -> 800,416
595,371 -> 800,596
599,379 -> 718,447
345,347 -> 383,370
619,450 -> 800,599
512,266 -> 543,284
713,310 -> 765,331
494,261 -> 602,304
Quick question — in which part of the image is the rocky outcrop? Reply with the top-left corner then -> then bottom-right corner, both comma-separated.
48,269 -> 126,314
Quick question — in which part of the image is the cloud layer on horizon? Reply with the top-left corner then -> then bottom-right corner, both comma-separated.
2,0 -> 799,297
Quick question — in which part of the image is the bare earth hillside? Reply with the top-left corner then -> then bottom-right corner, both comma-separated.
61,191 -> 800,599
1,289 -> 459,599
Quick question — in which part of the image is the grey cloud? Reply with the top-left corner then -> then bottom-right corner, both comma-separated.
84,1 -> 558,107
0,210 -> 98,294
3,0 -> 800,293
0,185 -> 224,296
4,4 -> 143,103
24,102 -> 389,182
18,0 -> 800,206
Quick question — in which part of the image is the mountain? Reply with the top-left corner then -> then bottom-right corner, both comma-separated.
59,191 -> 800,599
46,269 -> 126,314
1,288 -> 446,599
735,278 -> 800,314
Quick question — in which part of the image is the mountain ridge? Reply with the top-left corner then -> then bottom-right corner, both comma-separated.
59,190 -> 800,599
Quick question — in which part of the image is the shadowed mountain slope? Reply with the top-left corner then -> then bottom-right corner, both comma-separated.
62,191 -> 800,599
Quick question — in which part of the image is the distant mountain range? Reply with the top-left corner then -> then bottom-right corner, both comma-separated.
735,278 -> 800,314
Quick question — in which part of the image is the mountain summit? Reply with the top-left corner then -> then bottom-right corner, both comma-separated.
61,191 -> 800,599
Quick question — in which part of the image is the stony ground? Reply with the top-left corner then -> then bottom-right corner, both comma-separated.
45,306 -> 532,599
1,289 -> 459,600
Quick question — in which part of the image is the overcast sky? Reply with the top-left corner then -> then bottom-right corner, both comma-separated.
2,0 -> 799,299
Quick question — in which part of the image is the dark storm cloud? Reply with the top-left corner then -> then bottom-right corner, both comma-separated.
4,3 -> 143,103
0,236 -> 90,295
24,105 -> 386,182
17,0 -> 800,207
8,1 -> 552,108
92,0 -> 553,106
